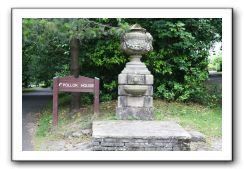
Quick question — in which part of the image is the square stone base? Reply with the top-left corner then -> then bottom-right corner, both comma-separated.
92,121 -> 191,151
116,107 -> 153,120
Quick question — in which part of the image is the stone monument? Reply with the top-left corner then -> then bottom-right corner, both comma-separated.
116,24 -> 154,120
91,24 -> 192,152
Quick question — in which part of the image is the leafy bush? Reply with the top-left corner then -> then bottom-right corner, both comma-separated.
208,63 -> 216,71
190,83 -> 222,107
208,52 -> 222,72
130,19 -> 221,102
213,55 -> 222,72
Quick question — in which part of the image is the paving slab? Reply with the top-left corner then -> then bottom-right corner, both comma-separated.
93,120 -> 191,139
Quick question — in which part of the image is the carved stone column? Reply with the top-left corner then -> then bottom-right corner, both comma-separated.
116,24 -> 154,120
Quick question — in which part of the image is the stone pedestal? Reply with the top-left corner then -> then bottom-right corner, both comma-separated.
116,71 -> 154,120
92,121 -> 191,151
116,24 -> 154,120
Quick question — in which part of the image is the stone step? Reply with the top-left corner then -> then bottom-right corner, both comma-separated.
92,120 -> 191,151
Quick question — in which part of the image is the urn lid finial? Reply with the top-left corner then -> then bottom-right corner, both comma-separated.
130,24 -> 146,32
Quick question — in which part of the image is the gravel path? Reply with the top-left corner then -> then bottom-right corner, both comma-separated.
190,138 -> 222,151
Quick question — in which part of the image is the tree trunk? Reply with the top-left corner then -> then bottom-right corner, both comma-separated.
70,37 -> 81,113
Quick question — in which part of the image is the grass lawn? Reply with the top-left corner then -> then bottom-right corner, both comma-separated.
153,100 -> 222,139
34,98 -> 221,150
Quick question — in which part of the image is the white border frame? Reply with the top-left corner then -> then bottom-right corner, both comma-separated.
12,8 -> 232,161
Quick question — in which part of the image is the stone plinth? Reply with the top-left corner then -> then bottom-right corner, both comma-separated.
92,121 -> 191,151
116,72 -> 154,120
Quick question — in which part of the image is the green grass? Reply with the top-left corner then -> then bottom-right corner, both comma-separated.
35,110 -> 52,137
153,100 -> 222,139
34,98 -> 221,150
98,100 -> 222,139
22,88 -> 37,93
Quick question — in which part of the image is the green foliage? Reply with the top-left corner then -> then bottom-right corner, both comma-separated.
208,52 -> 222,72
23,19 -> 71,86
54,64 -> 70,77
35,110 -> 52,137
190,83 -> 222,107
23,18 -> 222,105
130,18 -> 221,102
208,63 -> 216,71
213,55 -> 222,72
58,93 -> 95,106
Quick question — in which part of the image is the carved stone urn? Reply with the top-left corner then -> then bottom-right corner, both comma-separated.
116,24 -> 154,120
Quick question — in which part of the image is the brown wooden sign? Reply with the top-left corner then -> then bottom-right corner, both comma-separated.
52,76 -> 100,126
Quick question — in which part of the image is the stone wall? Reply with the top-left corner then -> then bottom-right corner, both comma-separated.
92,137 -> 191,151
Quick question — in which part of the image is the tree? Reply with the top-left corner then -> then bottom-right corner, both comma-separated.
22,18 -> 221,105
70,37 -> 81,112
22,18 -> 129,115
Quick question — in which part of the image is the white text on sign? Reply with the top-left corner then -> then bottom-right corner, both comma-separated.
59,83 -> 94,88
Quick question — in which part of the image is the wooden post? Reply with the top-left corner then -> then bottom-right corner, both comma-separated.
53,78 -> 59,126
94,77 -> 100,114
